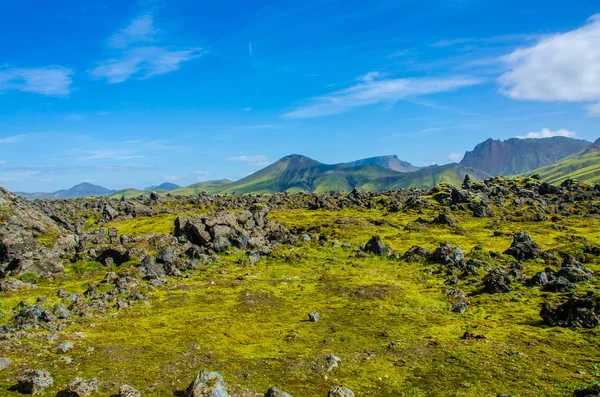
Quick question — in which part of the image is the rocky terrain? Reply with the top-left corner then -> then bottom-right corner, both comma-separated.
2,175 -> 600,396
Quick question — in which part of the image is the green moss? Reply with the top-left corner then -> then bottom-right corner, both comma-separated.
1,194 -> 600,396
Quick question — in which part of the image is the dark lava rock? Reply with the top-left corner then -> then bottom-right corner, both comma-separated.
527,268 -> 556,287
328,385 -> 355,397
67,377 -> 100,396
157,248 -> 175,264
504,232 -> 541,261
17,369 -> 54,394
540,298 -> 600,328
403,245 -> 430,262
430,243 -> 466,271
483,268 -> 512,294
364,235 -> 386,256
264,386 -> 293,397
574,384 -> 600,396
558,255 -> 594,283
212,236 -> 231,253
451,299 -> 470,314
431,213 -> 457,227
184,370 -> 228,397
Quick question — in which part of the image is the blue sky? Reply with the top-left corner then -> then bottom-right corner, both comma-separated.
1,0 -> 599,192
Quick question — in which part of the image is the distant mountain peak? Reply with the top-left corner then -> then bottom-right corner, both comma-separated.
461,136 -> 590,176
345,155 -> 421,173
144,182 -> 180,191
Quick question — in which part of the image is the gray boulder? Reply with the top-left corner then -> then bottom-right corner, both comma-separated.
0,357 -> 11,371
67,377 -> 99,396
118,384 -> 141,397
17,369 -> 54,394
184,370 -> 228,397
264,386 -> 293,397
328,385 -> 355,397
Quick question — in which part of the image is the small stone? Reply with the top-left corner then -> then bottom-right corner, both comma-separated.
56,341 -> 74,353
308,312 -> 321,322
0,357 -> 11,371
325,354 -> 341,372
184,370 -> 229,397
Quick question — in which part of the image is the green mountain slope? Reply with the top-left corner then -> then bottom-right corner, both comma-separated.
461,137 -> 590,176
197,155 -> 491,194
387,163 -> 491,190
170,179 -> 234,195
529,140 -> 600,184
18,182 -> 115,200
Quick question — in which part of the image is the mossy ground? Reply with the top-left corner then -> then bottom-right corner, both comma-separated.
2,198 -> 600,396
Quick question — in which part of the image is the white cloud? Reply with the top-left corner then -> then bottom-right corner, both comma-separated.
518,128 -> 576,139
90,46 -> 202,83
283,74 -> 482,119
0,66 -> 73,96
0,134 -> 32,144
499,14 -> 600,106
108,14 -> 157,49
90,14 -> 203,83
227,155 -> 269,167
196,170 -> 210,181
79,150 -> 145,161
447,152 -> 464,162
588,102 -> 600,117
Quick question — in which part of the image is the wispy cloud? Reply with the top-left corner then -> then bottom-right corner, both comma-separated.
518,128 -> 576,139
227,155 -> 269,167
78,150 -> 145,161
196,170 -> 210,181
108,14 -> 157,48
283,74 -> 483,119
499,14 -> 600,111
90,14 -> 203,83
0,66 -> 73,96
0,134 -> 33,144
588,102 -> 600,117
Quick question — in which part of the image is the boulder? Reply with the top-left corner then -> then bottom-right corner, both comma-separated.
504,232 -> 541,261
264,386 -> 293,397
0,357 -> 11,371
0,278 -> 27,292
574,384 -> 600,397
17,369 -> 54,394
540,298 -> 600,328
328,385 -> 355,397
184,370 -> 228,397
67,377 -> 100,396
431,213 -> 456,227
157,248 -> 175,264
557,255 -> 594,282
364,235 -> 386,256
118,385 -> 142,397
483,268 -> 512,294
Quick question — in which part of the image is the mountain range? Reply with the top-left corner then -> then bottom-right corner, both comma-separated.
14,136 -> 600,199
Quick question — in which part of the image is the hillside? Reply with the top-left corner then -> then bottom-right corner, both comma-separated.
17,182 -> 115,200
212,155 -> 490,194
345,155 -> 421,172
388,163 -> 491,190
460,137 -> 590,176
144,182 -> 180,191
169,179 -> 234,195
528,140 -> 600,184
